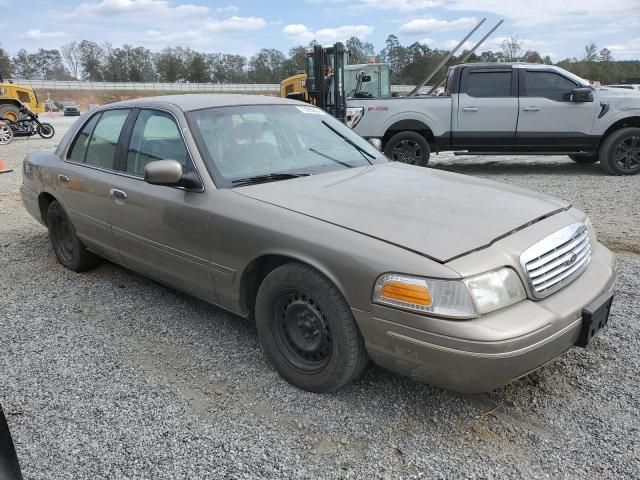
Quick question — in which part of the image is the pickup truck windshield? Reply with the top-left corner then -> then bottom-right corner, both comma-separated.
188,105 -> 387,188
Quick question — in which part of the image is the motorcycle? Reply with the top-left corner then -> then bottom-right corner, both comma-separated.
2,103 -> 55,142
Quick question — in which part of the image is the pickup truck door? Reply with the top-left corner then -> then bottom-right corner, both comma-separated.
454,67 -> 518,150
515,69 -> 598,152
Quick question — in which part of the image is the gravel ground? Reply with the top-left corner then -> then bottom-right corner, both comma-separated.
1,117 -> 639,479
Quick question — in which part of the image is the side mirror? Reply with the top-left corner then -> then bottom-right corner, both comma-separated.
368,138 -> 382,151
361,75 -> 371,83
144,160 -> 183,186
567,87 -> 594,103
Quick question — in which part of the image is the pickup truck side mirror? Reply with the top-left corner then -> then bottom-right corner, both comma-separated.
567,87 -> 594,103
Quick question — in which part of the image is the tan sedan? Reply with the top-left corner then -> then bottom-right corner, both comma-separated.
21,95 -> 616,393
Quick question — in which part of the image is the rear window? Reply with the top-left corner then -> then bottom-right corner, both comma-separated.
464,70 -> 512,97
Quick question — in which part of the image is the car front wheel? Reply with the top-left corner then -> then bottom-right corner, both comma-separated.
47,201 -> 100,271
255,262 -> 368,393
600,127 -> 640,175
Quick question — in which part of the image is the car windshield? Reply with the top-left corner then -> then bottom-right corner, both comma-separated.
187,104 -> 387,187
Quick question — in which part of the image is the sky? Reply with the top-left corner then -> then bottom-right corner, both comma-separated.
2,0 -> 639,61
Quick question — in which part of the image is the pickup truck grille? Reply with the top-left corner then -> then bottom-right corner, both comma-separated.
520,222 -> 591,299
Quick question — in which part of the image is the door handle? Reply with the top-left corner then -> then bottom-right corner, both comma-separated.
523,106 -> 540,111
110,188 -> 128,200
58,174 -> 70,184
462,107 -> 479,112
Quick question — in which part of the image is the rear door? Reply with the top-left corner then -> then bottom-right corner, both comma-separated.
60,108 -> 131,261
515,69 -> 598,151
454,67 -> 519,150
108,108 -> 217,301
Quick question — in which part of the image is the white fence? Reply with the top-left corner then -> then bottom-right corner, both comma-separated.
11,78 -> 420,94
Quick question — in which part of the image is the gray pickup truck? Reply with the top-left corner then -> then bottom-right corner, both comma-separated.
346,63 -> 640,175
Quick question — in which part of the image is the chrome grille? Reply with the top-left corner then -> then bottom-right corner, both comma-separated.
520,222 -> 591,299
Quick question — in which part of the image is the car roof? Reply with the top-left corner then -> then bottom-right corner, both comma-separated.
102,94 -> 302,112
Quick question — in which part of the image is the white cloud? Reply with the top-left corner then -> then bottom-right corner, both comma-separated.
20,29 -> 67,40
282,23 -> 373,44
203,16 -> 266,33
399,16 -> 478,35
143,29 -> 201,43
306,0 -> 441,11
215,4 -> 238,12
64,0 -> 208,19
606,38 -> 640,60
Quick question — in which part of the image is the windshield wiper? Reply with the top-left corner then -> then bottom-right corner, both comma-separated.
308,147 -> 354,168
321,120 -> 374,165
231,172 -> 310,187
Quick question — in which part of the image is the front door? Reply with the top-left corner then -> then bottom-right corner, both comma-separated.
108,108 -> 218,300
515,69 -> 598,152
59,108 -> 131,261
454,67 -> 519,150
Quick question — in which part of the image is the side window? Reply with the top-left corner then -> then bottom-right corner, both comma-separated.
126,110 -> 189,176
68,113 -> 101,163
17,91 -> 30,103
464,71 -> 511,97
525,71 -> 578,101
82,109 -> 130,169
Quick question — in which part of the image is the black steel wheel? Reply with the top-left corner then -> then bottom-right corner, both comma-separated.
273,291 -> 332,374
47,200 -> 100,271
255,262 -> 368,392
38,123 -> 55,139
384,131 -> 430,167
600,127 -> 640,175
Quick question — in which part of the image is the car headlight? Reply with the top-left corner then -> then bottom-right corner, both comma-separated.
373,268 -> 526,319
345,107 -> 364,129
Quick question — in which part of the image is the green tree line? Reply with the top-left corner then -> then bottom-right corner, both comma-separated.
1,36 -> 638,85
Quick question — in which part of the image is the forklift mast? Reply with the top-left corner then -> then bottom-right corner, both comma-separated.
305,43 -> 347,122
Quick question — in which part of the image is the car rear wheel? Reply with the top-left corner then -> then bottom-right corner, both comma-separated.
255,262 -> 368,393
568,152 -> 599,164
600,127 -> 640,175
384,131 -> 431,167
47,201 -> 100,272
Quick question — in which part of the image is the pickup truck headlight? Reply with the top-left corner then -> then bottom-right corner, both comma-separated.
345,107 -> 364,129
373,268 -> 525,319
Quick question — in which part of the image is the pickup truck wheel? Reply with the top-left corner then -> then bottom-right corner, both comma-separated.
384,131 -> 430,167
255,262 -> 368,393
600,127 -> 640,175
47,201 -> 100,272
568,152 -> 599,164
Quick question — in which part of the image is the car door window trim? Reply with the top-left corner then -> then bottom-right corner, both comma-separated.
116,106 -> 205,193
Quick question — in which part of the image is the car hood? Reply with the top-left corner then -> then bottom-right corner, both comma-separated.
235,163 -> 569,262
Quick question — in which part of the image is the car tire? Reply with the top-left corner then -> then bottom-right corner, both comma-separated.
568,152 -> 599,164
599,127 -> 640,175
0,105 -> 21,122
384,131 -> 431,167
255,262 -> 369,393
47,201 -> 100,272
38,123 -> 55,139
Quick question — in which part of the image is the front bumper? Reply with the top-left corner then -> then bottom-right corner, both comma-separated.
353,243 -> 617,393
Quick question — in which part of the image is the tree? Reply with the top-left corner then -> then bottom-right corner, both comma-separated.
583,41 -> 598,62
380,34 -> 407,82
599,48 -> 613,63
522,50 -> 543,63
501,34 -> 522,62
282,45 -> 308,77
0,44 -> 12,79
124,45 -> 154,82
61,42 -> 81,79
248,48 -> 286,83
155,47 -> 184,82
12,49 -> 37,78
78,40 -> 105,81
345,36 -> 376,64
187,52 -> 209,83
29,49 -> 72,80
